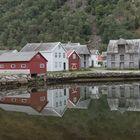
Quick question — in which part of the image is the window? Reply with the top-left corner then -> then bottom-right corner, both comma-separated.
111,62 -> 115,68
84,55 -> 86,60
21,99 -> 27,103
56,102 -> 58,107
120,55 -> 124,61
129,54 -> 134,61
55,53 -> 57,58
120,62 -> 124,69
111,54 -> 115,61
73,53 -> 76,59
40,96 -> 46,101
129,62 -> 134,68
118,45 -> 125,53
120,86 -> 125,97
63,53 -> 65,58
55,62 -> 57,68
40,63 -> 45,68
64,89 -> 66,96
130,87 -> 134,98
0,64 -> 4,68
36,54 -> 40,59
21,64 -> 26,68
59,53 -> 61,58
64,100 -> 66,105
59,62 -> 61,68
11,98 -> 16,102
11,64 -> 16,68
60,101 -> 62,106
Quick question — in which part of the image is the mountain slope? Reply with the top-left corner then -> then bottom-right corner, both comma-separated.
0,0 -> 139,51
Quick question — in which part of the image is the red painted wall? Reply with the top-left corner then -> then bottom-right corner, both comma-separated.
29,92 -> 48,112
68,52 -> 80,70
0,53 -> 47,74
0,91 -> 48,112
29,53 -> 47,74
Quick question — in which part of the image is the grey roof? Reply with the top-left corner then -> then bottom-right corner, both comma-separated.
63,43 -> 90,55
107,38 -> 140,53
0,51 -> 38,62
0,50 -> 18,55
20,42 -> 60,52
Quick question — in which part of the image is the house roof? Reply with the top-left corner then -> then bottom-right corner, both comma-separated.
0,50 -> 18,55
63,43 -> 90,55
20,42 -> 60,52
107,38 -> 140,53
67,49 -> 80,58
0,52 -> 44,62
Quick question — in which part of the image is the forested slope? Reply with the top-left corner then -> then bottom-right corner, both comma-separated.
0,0 -> 139,51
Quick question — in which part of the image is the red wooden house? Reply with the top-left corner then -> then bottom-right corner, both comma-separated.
0,52 -> 48,75
68,87 -> 80,108
0,91 -> 48,112
67,50 -> 80,70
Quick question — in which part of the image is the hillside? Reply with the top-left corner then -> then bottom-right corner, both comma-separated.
0,0 -> 140,51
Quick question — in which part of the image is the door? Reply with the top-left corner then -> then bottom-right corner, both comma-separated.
32,62 -> 38,74
91,60 -> 94,67
120,62 -> 124,69
63,62 -> 66,70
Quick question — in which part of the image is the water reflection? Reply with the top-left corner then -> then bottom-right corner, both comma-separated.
0,85 -> 94,117
1,82 -> 140,117
107,83 -> 140,113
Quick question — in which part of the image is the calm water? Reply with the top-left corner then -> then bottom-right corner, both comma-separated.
1,82 -> 140,140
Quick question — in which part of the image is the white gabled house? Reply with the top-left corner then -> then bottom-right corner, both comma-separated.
20,42 -> 68,71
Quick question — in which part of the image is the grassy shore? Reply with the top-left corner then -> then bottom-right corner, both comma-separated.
1,95 -> 140,140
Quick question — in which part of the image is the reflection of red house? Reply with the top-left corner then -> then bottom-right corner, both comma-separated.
0,92 -> 48,112
0,52 -> 48,75
68,87 -> 80,108
67,50 -> 80,70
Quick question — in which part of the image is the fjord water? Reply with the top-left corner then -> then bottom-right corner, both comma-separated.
0,82 -> 140,140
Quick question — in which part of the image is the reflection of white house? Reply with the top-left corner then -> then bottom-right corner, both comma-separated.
20,42 -> 68,71
89,49 -> 101,67
89,86 -> 100,99
46,88 -> 69,117
107,84 -> 140,112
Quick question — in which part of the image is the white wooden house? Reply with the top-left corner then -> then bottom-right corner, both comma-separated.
20,42 -> 68,71
89,49 -> 102,67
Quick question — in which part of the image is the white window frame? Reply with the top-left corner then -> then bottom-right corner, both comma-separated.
11,64 -> 16,68
40,96 -> 46,101
21,99 -> 27,103
40,63 -> 45,68
0,64 -> 4,68
21,64 -> 27,68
